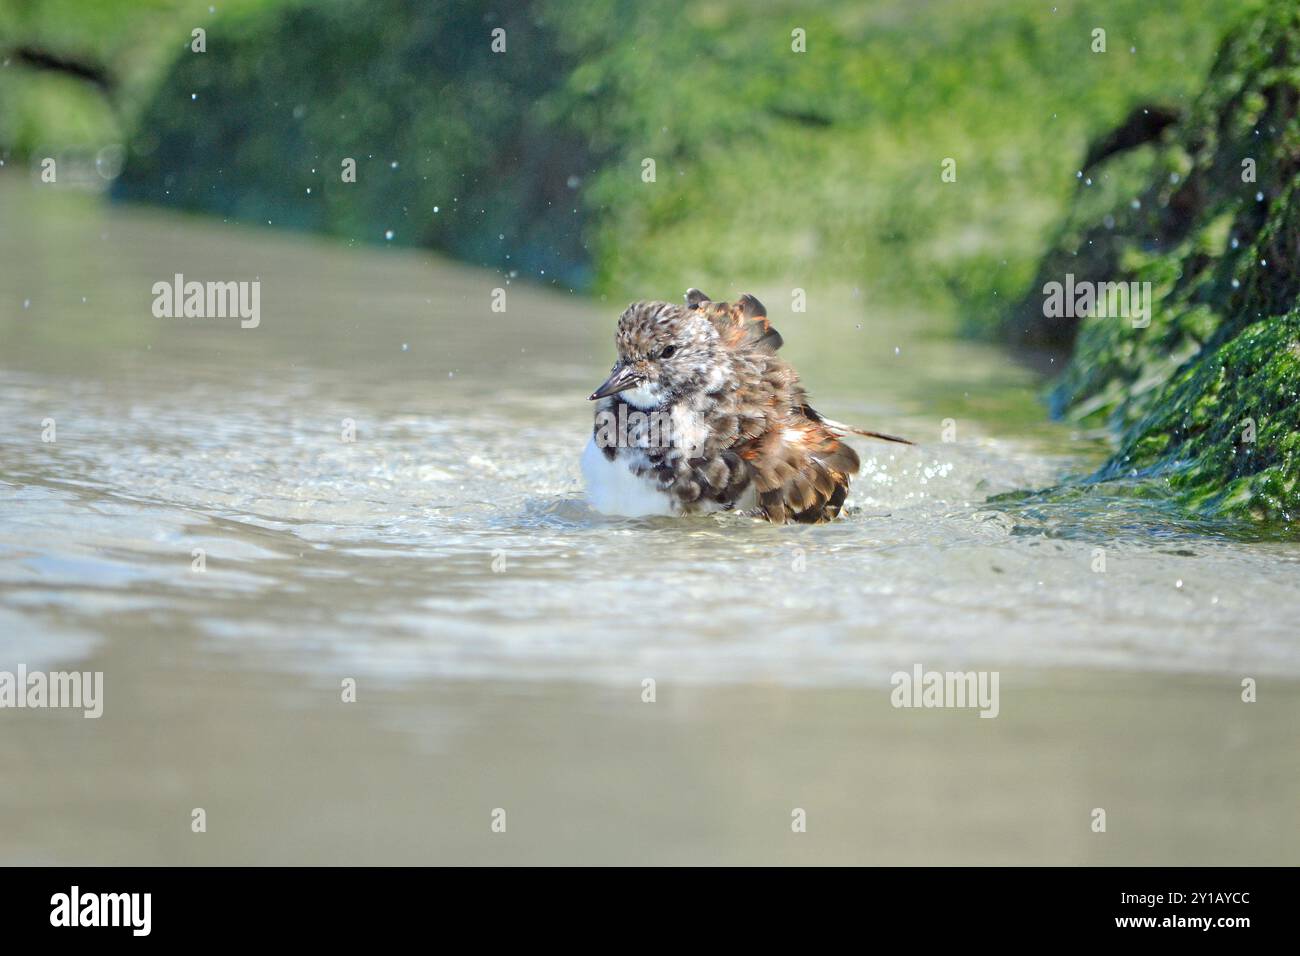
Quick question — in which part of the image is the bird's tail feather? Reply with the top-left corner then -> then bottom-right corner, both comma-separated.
807,408 -> 914,446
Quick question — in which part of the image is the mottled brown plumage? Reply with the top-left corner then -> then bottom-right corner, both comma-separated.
582,289 -> 911,523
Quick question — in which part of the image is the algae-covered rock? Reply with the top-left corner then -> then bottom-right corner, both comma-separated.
112,0 -> 599,288
1104,309 -> 1300,520
1019,0 -> 1300,523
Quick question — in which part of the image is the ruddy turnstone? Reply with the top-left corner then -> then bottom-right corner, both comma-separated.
582,288 -> 911,523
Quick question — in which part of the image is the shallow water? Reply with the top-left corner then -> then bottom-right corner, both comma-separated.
2,179 -> 1297,864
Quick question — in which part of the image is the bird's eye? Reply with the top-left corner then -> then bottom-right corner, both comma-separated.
660,345 -> 677,359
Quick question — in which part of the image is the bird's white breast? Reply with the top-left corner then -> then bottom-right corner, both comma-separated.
581,437 -> 675,517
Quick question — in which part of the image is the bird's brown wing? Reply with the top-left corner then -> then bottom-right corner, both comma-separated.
734,416 -> 860,524
728,418 -> 857,522
685,286 -> 905,521
685,288 -> 783,354
716,359 -> 859,524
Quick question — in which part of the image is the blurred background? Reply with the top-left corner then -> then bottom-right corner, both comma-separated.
2,0 -> 1241,319
2,0 -> 1298,866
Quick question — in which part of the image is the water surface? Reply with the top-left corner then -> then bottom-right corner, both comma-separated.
2,180 -> 1296,864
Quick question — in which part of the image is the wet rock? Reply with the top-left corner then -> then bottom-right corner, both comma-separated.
1015,0 -> 1300,524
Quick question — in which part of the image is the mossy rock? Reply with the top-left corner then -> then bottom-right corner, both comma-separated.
1018,0 -> 1300,523
1102,308 -> 1300,521
112,0 -> 599,288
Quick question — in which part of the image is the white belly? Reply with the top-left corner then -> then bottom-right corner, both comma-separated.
580,438 -> 756,518
581,437 -> 675,517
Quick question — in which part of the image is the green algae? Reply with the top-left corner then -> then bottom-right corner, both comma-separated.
1021,0 -> 1300,524
20,0 -> 1231,312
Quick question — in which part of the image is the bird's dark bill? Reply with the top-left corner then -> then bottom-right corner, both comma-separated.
589,365 -> 642,400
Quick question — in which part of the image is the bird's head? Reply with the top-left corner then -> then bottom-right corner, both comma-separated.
589,300 -> 723,408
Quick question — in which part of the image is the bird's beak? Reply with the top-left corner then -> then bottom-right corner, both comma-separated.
589,364 -> 643,401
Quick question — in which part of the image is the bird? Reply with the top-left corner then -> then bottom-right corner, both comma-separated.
581,288 -> 912,523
